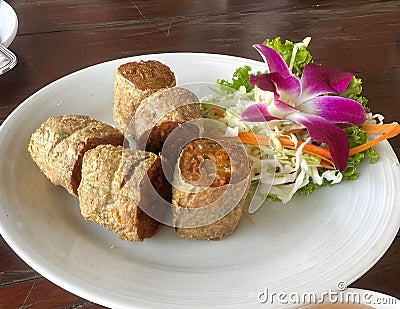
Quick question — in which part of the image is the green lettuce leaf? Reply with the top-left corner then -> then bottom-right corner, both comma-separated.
216,37 -> 313,91
216,65 -> 255,93
340,76 -> 370,112
263,37 -> 313,77
295,178 -> 331,196
342,126 -> 378,179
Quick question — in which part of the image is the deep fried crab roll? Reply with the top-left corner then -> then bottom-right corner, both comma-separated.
129,87 -> 201,154
28,115 -> 124,196
78,145 -> 171,241
113,60 -> 176,135
172,138 -> 251,240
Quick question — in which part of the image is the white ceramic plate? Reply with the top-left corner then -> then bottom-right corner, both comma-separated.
0,53 -> 399,309
0,1 -> 18,47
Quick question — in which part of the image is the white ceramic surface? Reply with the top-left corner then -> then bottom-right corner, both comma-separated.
0,1 -> 18,47
0,53 -> 399,309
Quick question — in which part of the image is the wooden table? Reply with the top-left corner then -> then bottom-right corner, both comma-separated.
0,1 -> 399,308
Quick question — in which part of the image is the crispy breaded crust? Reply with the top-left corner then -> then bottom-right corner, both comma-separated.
78,145 -> 169,241
113,60 -> 176,135
173,185 -> 245,240
28,115 -> 124,196
130,87 -> 201,154
172,139 -> 251,240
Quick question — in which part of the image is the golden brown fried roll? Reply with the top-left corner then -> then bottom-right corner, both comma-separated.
28,115 -> 124,196
172,139 -> 251,240
129,87 -> 201,154
113,60 -> 176,135
78,145 -> 171,241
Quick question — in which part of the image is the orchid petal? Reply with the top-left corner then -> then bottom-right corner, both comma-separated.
299,96 -> 366,125
268,97 -> 298,119
241,103 -> 277,122
249,74 -> 277,93
250,72 -> 301,104
254,44 -> 291,77
287,112 -> 349,171
299,63 -> 354,103
269,72 -> 302,103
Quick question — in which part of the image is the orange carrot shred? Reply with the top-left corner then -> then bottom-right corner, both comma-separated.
209,106 -> 225,117
227,122 -> 400,171
234,132 -> 335,169
349,122 -> 400,156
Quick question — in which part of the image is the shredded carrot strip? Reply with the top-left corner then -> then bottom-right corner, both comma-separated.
235,132 -> 335,169
228,122 -> 400,170
280,138 -> 336,169
278,136 -> 332,160
349,122 -> 400,156
361,123 -> 399,134
209,106 -> 225,117
319,160 -> 336,170
237,132 -> 269,145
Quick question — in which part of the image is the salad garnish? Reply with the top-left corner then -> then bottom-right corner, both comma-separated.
242,43 -> 366,171
205,37 -> 400,207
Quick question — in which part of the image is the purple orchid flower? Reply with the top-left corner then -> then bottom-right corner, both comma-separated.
241,44 -> 367,171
